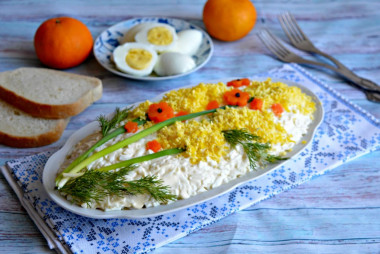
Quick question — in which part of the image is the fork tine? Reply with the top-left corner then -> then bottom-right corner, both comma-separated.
263,29 -> 290,55
286,12 -> 308,41
278,14 -> 297,43
258,29 -> 290,61
280,12 -> 302,43
259,30 -> 283,56
258,31 -> 281,58
258,31 -> 284,59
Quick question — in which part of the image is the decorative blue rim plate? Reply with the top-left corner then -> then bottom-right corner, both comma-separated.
93,17 -> 214,81
43,77 -> 324,219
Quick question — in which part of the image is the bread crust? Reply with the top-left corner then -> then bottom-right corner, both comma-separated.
0,84 -> 102,119
0,67 -> 103,119
0,118 -> 69,148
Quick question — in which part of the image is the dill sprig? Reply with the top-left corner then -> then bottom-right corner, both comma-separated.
98,107 -> 131,136
60,165 -> 177,206
222,129 -> 260,146
223,129 -> 287,170
56,108 -> 148,187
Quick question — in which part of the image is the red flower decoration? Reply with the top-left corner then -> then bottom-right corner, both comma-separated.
147,102 -> 174,123
227,78 -> 250,88
223,88 -> 250,106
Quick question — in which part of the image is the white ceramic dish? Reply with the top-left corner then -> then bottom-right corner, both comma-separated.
43,78 -> 324,219
93,17 -> 213,81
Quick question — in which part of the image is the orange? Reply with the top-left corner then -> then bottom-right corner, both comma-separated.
203,0 -> 257,41
34,17 -> 93,69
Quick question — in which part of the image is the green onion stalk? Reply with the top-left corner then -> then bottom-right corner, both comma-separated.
56,106 -> 230,188
55,117 -> 144,187
95,148 -> 184,172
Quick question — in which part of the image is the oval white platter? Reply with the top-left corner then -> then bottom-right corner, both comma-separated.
93,17 -> 214,81
43,78 -> 324,219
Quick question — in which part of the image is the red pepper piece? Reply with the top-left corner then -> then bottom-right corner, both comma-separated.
249,98 -> 263,110
271,103 -> 284,117
175,111 -> 189,117
124,121 -> 138,133
146,140 -> 162,152
206,100 -> 220,110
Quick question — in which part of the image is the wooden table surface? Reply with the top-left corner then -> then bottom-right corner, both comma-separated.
0,0 -> 379,253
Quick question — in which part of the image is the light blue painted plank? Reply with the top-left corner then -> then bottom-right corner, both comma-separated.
155,242 -> 380,254
0,0 -> 379,253
0,212 -> 55,253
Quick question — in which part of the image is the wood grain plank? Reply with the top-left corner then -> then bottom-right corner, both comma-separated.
0,212 -> 54,253
156,242 -> 380,254
0,0 -> 379,253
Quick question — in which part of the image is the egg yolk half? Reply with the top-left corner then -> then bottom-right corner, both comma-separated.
147,26 -> 173,46
125,48 -> 153,70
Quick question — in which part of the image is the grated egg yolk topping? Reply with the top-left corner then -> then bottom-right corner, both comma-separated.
157,107 -> 292,164
147,26 -> 173,46
158,119 -> 228,163
127,78 -> 316,164
163,82 -> 227,113
126,48 -> 153,70
129,100 -> 152,120
244,78 -> 316,115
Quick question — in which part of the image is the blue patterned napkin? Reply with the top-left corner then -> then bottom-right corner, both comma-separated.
2,64 -> 380,254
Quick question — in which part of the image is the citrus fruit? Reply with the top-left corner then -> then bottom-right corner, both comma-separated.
34,17 -> 93,69
203,0 -> 257,41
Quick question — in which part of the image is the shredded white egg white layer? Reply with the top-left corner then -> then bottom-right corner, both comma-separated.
75,108 -> 313,211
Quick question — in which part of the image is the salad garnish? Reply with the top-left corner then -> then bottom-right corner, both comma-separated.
97,107 -> 131,136
56,106 -> 232,188
60,165 -> 177,206
223,129 -> 286,170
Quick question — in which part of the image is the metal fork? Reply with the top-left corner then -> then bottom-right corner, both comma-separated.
258,29 -> 380,103
278,12 -> 380,94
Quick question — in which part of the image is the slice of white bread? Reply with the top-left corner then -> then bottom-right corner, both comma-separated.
0,67 -> 102,119
0,100 -> 68,148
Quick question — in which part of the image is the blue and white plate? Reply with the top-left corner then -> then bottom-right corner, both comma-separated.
93,17 -> 214,81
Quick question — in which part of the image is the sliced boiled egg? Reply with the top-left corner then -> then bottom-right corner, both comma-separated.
154,52 -> 196,76
135,23 -> 178,53
119,22 -> 157,44
113,42 -> 158,76
171,29 -> 203,56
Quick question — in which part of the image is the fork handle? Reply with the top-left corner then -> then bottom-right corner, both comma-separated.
339,70 -> 380,93
299,58 -> 380,93
311,48 -> 380,93
365,90 -> 380,103
313,48 -> 350,71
